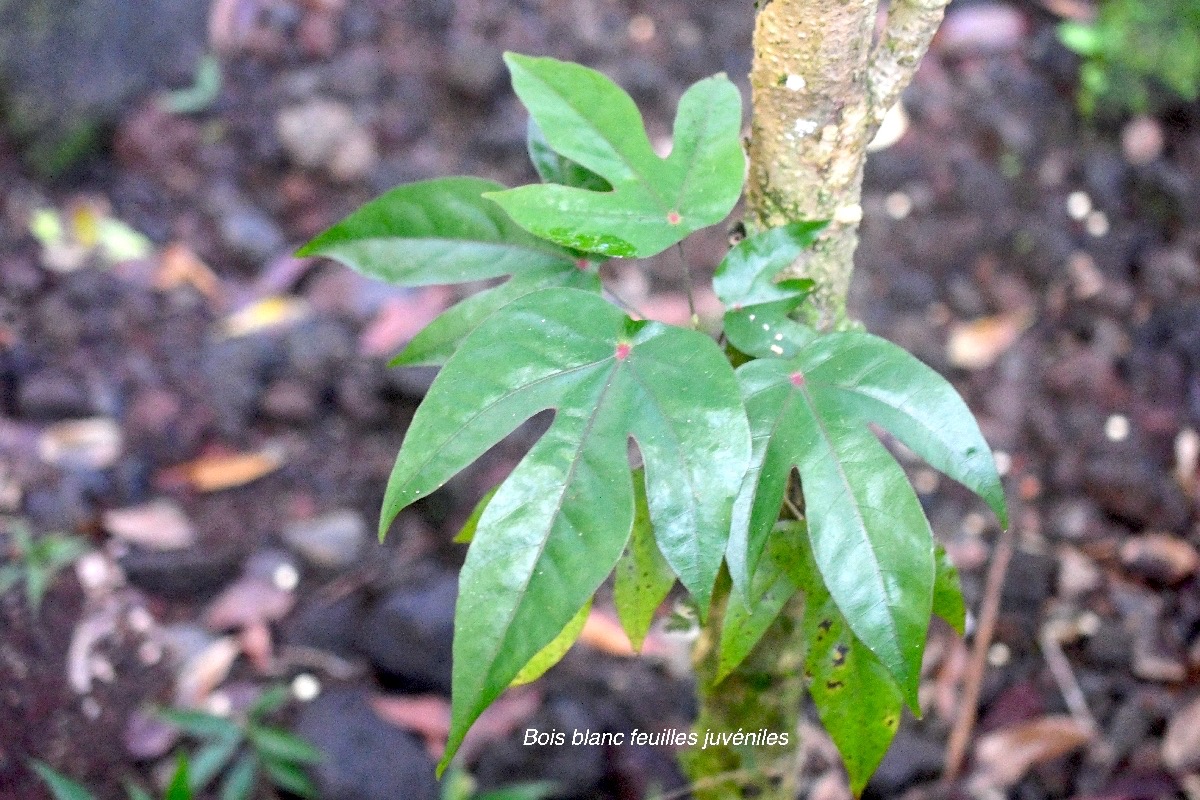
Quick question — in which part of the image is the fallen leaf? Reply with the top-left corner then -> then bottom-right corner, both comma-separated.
947,311 -> 1032,370
175,446 -> 284,492
39,418 -> 123,470
1120,533 -> 1200,586
175,636 -> 240,707
371,694 -> 451,756
579,608 -> 635,656
103,499 -> 196,551
357,289 -> 451,358
156,243 -> 223,303
239,621 -> 274,672
203,577 -> 294,631
219,296 -> 309,338
971,715 -> 1093,790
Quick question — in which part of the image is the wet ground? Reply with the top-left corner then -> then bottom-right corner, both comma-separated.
2,1 -> 1200,798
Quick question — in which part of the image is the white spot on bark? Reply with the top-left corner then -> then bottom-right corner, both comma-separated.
784,74 -> 806,91
792,118 -> 818,137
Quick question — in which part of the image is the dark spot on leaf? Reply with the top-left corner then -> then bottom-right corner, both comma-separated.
818,618 -> 832,632
832,644 -> 848,666
825,680 -> 844,689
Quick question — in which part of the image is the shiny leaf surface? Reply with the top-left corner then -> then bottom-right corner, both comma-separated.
716,525 -> 803,683
379,288 -> 749,773
797,528 -> 903,798
486,54 -> 745,258
613,469 -> 676,651
712,222 -> 824,359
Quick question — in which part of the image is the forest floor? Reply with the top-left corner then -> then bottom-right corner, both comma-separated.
2,1 -> 1200,799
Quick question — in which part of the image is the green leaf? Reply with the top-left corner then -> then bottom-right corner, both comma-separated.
0,564 -> 21,595
613,468 -> 676,651
187,736 -> 241,792
158,708 -> 241,741
798,539 -> 903,798
453,486 -> 499,544
392,266 -> 600,367
165,756 -> 192,800
219,754 -> 257,800
30,761 -> 94,800
510,597 -> 591,686
248,727 -> 323,765
476,783 -> 559,800
933,544 -> 966,635
527,118 -> 612,192
730,331 -> 1006,703
716,526 -> 803,683
248,685 -> 292,719
260,757 -> 317,799
299,177 -> 598,364
123,782 -> 154,800
298,176 -> 578,283
487,54 -> 745,258
712,222 -> 825,359
383,288 -> 748,774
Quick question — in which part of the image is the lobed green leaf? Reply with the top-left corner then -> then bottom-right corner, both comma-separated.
487,54 -> 745,258
933,544 -> 967,635
510,598 -> 591,686
613,468 -> 676,651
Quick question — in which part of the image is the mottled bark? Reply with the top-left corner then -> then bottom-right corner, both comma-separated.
685,1 -> 947,797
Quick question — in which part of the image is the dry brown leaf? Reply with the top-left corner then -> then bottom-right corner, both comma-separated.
175,636 -> 240,708
180,446 -> 284,492
156,243 -> 223,303
1163,695 -> 1200,772
370,693 -> 451,756
103,499 -> 196,551
971,715 -> 1093,789
203,577 -> 294,631
357,289 -> 451,358
947,311 -> 1032,370
39,418 -> 123,470
579,608 -> 636,656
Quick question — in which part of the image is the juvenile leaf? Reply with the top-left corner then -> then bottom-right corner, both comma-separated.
219,754 -> 257,800
392,266 -> 600,367
613,469 -> 676,651
260,758 -> 317,799
453,486 -> 499,544
527,118 -> 611,192
510,598 -> 591,686
299,177 -> 599,365
476,783 -> 559,800
933,544 -> 967,635
247,727 -> 323,764
712,222 -> 825,359
248,685 -> 291,719
30,761 -> 93,800
380,288 -> 749,773
188,736 -> 240,792
158,708 -> 240,741
165,757 -> 191,800
487,54 -> 745,258
716,526 -> 803,683
796,533 -> 904,798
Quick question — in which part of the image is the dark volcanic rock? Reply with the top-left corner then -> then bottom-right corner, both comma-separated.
295,688 -> 438,800
357,567 -> 457,693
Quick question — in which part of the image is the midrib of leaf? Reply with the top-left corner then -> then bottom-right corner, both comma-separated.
521,69 -> 670,213
479,363 -> 623,704
792,379 -> 906,681
386,359 -> 609,517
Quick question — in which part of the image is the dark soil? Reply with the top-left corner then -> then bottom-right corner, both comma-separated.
2,1 -> 1200,799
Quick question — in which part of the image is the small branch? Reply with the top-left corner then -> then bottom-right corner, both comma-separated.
943,520 -> 1016,783
867,0 -> 950,125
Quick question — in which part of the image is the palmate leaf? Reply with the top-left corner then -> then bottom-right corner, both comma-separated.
716,525 -> 803,683
297,176 -> 600,366
794,526 -> 904,798
712,222 -> 825,360
510,598 -> 591,686
376,288 -> 749,774
486,54 -> 745,258
933,544 -> 967,635
527,118 -> 612,192
731,331 -> 1006,706
613,469 -> 676,651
